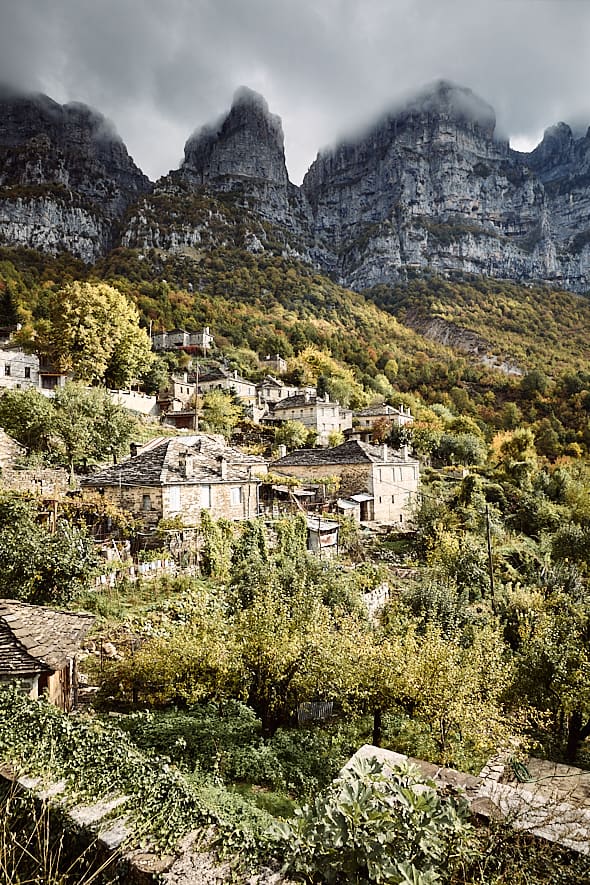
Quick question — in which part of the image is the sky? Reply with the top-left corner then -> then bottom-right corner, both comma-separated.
0,0 -> 589,184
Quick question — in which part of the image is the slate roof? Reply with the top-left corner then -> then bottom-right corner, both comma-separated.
83,436 -> 266,489
271,439 -> 386,467
272,394 -> 322,411
257,375 -> 284,388
0,600 -> 94,673
198,367 -> 252,386
354,404 -> 402,417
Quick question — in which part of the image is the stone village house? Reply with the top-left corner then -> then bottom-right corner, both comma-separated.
270,392 -> 353,446
82,435 -> 267,529
351,403 -> 414,442
0,600 -> 94,711
271,439 -> 420,524
196,367 -> 256,405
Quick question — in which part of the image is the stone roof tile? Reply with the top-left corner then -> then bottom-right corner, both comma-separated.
271,439 -> 385,467
0,600 -> 94,672
83,436 -> 266,489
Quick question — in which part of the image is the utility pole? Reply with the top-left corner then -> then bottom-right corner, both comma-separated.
485,504 -> 496,614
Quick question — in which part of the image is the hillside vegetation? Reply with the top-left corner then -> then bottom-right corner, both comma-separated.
367,274 -> 590,377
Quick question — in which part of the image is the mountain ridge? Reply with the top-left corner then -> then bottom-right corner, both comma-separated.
1,82 -> 590,293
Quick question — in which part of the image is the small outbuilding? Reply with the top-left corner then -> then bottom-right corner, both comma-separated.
0,600 -> 94,711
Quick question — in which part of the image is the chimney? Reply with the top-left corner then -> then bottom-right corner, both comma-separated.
399,403 -> 404,414
304,392 -> 310,403
325,392 -> 330,403
179,450 -> 194,479
130,443 -> 139,459
401,444 -> 409,461
278,444 -> 287,459
217,455 -> 228,479
233,369 -> 238,379
382,443 -> 388,462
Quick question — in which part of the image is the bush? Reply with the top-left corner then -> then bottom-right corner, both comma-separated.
276,754 -> 474,884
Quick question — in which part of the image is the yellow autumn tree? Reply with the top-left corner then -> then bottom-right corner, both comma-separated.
33,281 -> 153,387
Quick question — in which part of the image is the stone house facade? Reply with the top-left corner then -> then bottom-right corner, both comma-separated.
260,353 -> 288,374
0,343 -> 68,393
151,327 -> 214,353
0,343 -> 39,390
272,393 -> 353,445
197,367 -> 256,404
256,375 -> 301,407
0,600 -> 94,711
82,435 -> 267,529
353,403 -> 414,433
271,439 -> 419,524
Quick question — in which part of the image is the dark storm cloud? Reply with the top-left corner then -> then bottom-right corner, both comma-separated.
0,0 -> 588,182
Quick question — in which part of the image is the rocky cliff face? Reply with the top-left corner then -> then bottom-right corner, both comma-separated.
302,81 -> 571,290
2,81 -> 590,292
179,87 -> 310,231
0,88 -> 151,260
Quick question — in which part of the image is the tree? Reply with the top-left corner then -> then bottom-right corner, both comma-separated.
327,429 -> 345,447
0,385 -> 136,469
434,432 -> 487,466
274,420 -> 308,451
201,390 -> 242,440
0,493 -> 98,604
51,383 -> 137,471
32,281 -> 153,386
506,583 -> 590,763
491,428 -> 538,488
0,387 -> 55,451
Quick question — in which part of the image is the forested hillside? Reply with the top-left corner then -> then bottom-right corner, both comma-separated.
367,274 -> 590,377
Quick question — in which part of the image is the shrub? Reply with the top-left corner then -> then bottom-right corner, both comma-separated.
276,754 -> 475,884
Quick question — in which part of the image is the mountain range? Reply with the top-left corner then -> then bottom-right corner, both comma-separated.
1,80 -> 590,294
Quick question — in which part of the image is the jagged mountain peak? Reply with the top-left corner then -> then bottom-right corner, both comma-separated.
0,85 -> 127,151
398,79 -> 497,134
181,87 -> 288,189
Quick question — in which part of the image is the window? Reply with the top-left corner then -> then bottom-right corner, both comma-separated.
24,366 -> 31,379
201,485 -> 211,508
142,494 -> 151,511
4,364 -> 10,376
391,495 -> 395,503
168,486 -> 181,511
399,514 -> 404,523
231,487 -> 242,506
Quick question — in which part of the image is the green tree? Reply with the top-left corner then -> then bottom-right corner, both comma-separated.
0,387 -> 54,451
327,429 -> 345,447
32,281 -> 153,386
52,383 -> 137,471
0,493 -> 98,604
201,389 -> 242,440
274,420 -> 309,451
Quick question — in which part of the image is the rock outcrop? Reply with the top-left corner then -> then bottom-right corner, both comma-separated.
0,88 -> 151,260
179,87 -> 310,231
2,81 -> 590,292
302,81 -> 566,289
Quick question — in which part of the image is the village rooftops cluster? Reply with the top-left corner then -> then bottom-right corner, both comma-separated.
84,435 -> 264,488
